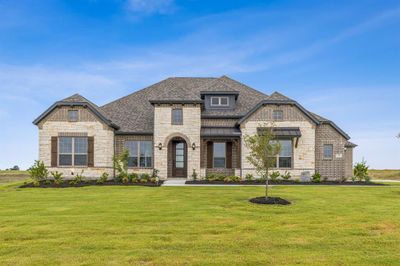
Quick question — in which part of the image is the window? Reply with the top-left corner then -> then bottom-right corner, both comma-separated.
68,110 -> 79,122
213,142 -> 226,168
323,144 -> 333,159
125,141 -> 152,167
273,110 -> 283,121
171,109 -> 183,125
269,139 -> 292,168
59,137 -> 88,166
210,97 -> 229,107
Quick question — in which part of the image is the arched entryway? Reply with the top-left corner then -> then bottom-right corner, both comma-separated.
167,137 -> 188,178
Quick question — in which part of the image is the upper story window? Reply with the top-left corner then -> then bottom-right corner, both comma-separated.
273,110 -> 283,121
125,141 -> 152,168
210,97 -> 229,107
59,137 -> 88,166
68,110 -> 79,122
323,144 -> 333,160
213,142 -> 226,168
171,108 -> 183,125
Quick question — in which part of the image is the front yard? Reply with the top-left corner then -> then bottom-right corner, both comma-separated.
1,184 -> 400,265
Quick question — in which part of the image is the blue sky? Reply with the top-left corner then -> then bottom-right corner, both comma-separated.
0,0 -> 399,169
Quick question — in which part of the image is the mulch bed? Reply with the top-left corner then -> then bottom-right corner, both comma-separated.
249,196 -> 291,205
20,180 -> 164,188
185,180 -> 386,186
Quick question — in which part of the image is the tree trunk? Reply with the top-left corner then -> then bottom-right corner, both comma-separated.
265,169 -> 269,200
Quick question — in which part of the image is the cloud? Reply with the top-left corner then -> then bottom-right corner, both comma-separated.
125,0 -> 176,15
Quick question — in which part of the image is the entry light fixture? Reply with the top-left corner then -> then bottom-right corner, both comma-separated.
192,142 -> 196,150
158,143 -> 163,150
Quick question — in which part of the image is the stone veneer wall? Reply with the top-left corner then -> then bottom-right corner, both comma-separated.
315,124 -> 350,180
38,107 -> 114,178
240,104 -> 316,179
115,134 -> 154,175
153,103 -> 201,179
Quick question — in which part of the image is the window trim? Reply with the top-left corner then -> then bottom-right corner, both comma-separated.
272,110 -> 283,121
58,137 -> 88,167
323,144 -> 333,160
171,108 -> 183,125
125,140 -> 153,168
210,96 -> 229,107
270,138 -> 293,169
213,142 -> 226,168
68,110 -> 79,122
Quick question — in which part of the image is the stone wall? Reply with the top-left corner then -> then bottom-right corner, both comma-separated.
153,103 -> 201,179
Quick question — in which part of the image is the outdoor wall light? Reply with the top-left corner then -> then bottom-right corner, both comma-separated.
192,142 -> 196,150
158,143 -> 163,150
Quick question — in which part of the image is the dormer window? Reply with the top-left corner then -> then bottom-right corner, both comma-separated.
68,110 -> 79,122
273,110 -> 283,121
211,96 -> 229,107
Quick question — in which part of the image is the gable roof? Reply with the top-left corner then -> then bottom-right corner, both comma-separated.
309,112 -> 350,140
100,76 -> 269,133
33,93 -> 119,129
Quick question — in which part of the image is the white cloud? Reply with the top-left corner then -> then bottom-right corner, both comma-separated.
125,0 -> 176,15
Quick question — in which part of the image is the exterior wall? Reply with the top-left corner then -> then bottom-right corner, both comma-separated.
115,134 -> 154,175
344,147 -> 353,178
315,124 -> 350,180
38,107 -> 114,178
240,104 -> 316,179
201,118 -> 238,127
153,103 -> 201,179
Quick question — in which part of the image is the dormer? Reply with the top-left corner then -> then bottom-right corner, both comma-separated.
200,91 -> 239,110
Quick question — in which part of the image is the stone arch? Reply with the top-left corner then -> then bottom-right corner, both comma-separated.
163,132 -> 191,147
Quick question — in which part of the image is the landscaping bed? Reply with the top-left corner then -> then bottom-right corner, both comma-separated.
185,180 -> 386,186
20,180 -> 164,188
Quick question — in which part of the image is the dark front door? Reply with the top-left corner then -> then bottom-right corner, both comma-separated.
172,141 -> 186,177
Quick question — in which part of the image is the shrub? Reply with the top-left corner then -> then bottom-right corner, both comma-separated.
269,171 -> 280,182
113,150 -> 129,183
97,172 -> 109,184
206,173 -> 226,181
339,176 -> 348,183
129,173 -> 139,183
29,160 -> 49,186
364,175 -> 371,183
311,172 -> 321,183
140,173 -> 151,182
70,170 -> 85,185
257,176 -> 267,183
245,174 -> 254,181
122,174 -> 130,184
152,169 -> 160,184
223,176 -> 241,183
281,171 -> 291,180
51,171 -> 63,185
351,176 -> 356,182
354,160 -> 369,182
191,169 -> 198,181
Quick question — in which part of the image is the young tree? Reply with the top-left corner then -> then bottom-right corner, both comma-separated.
244,126 -> 281,199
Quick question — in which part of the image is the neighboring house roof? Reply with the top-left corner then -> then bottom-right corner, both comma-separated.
33,94 -> 119,129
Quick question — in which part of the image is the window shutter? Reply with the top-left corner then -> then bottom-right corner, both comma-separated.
207,141 -> 213,168
226,142 -> 232,168
88,137 -> 94,167
51,137 -> 58,167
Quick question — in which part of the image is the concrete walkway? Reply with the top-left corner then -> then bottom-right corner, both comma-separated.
162,179 -> 187,186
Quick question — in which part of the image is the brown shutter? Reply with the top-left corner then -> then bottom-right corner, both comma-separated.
226,142 -> 232,168
88,137 -> 94,167
207,141 -> 213,168
51,137 -> 58,167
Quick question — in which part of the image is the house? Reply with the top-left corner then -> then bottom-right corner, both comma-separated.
33,76 -> 356,180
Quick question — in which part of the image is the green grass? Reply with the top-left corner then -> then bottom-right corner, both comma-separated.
1,184 -> 400,265
369,169 -> 400,180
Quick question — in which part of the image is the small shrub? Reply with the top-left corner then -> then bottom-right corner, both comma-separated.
113,150 -> 129,183
70,170 -> 85,185
205,173 -> 226,181
122,174 -> 130,184
223,176 -> 241,183
351,176 -> 356,182
29,160 -> 49,186
51,171 -> 63,185
364,175 -> 371,183
191,169 -> 198,181
269,171 -> 280,182
257,176 -> 267,183
339,176 -> 348,183
245,174 -> 254,181
281,171 -> 291,180
140,173 -> 151,182
129,173 -> 139,183
311,172 -> 321,183
354,160 -> 369,182
97,172 -> 109,184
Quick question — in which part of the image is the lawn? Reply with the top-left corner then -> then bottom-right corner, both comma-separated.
0,170 -> 29,184
369,169 -> 400,180
1,183 -> 400,265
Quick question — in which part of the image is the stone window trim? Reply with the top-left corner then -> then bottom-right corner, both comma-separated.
58,136 -> 88,167
269,138 -> 294,170
323,144 -> 334,160
272,110 -> 283,121
210,96 -> 229,107
124,140 -> 153,168
171,108 -> 183,125
68,110 -> 79,122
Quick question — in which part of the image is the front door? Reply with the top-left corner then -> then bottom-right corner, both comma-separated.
172,141 -> 186,177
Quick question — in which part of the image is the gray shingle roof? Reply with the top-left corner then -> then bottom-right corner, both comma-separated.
100,76 -> 269,133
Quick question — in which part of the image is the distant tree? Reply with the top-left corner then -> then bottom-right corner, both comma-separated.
11,165 -> 20,171
397,133 -> 400,139
244,125 -> 281,199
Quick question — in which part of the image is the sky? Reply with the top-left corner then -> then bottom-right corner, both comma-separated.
0,0 -> 399,170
